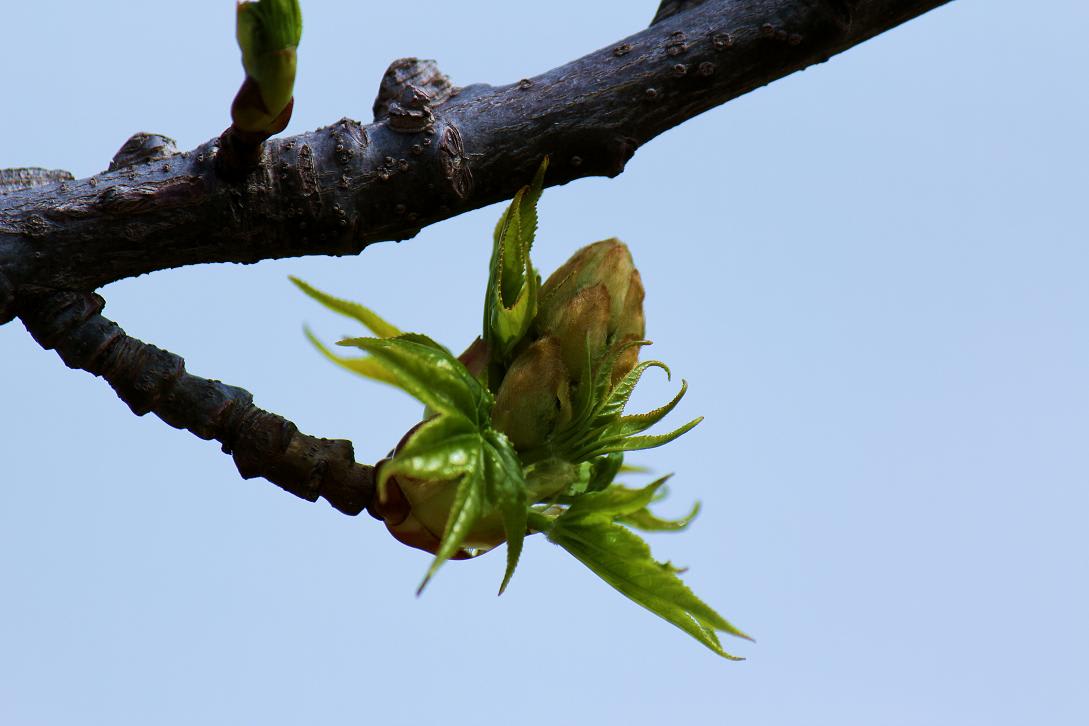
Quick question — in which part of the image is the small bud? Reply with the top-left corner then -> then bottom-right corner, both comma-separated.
492,337 -> 572,450
536,239 -> 645,383
373,425 -> 506,558
377,471 -> 505,556
541,283 -> 611,381
232,0 -> 302,136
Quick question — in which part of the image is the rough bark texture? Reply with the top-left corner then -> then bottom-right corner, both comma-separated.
0,0 -> 951,300
0,0 -> 953,513
15,289 -> 375,515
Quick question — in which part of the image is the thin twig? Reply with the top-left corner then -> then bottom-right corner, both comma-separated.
16,289 -> 375,515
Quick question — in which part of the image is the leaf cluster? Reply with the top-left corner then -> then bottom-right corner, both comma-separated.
292,160 -> 747,658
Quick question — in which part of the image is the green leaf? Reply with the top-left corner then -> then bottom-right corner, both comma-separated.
619,501 -> 701,532
381,431 -> 483,484
546,337 -> 700,466
487,278 -> 534,363
491,158 -> 547,305
418,445 -> 487,594
605,380 -> 689,438
497,197 -> 526,306
585,453 -> 624,494
564,478 -> 668,519
596,356 -> 668,423
339,336 -> 490,424
591,341 -> 653,419
291,277 -> 402,338
483,158 -> 549,362
392,332 -> 449,351
483,429 -> 529,594
588,416 -> 703,458
374,395 -> 532,594
546,487 -> 749,659
395,414 -> 478,454
398,425 -> 531,595
519,157 -> 547,251
524,458 -> 587,501
376,416 -> 480,513
302,326 -> 399,386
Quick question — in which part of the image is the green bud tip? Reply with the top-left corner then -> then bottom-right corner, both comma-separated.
233,0 -> 302,135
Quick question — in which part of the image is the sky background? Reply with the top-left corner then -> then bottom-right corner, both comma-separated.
2,1 -> 1087,724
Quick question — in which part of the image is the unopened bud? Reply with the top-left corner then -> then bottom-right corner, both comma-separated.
233,0 -> 302,136
536,239 -> 645,383
492,337 -> 572,450
373,424 -> 505,557
376,470 -> 505,557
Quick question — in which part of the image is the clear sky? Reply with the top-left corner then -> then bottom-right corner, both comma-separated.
2,1 -> 1087,724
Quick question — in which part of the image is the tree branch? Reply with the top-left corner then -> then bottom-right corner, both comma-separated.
15,289 -> 375,515
652,1 -> 710,26
0,0 -> 953,514
0,0 -> 952,306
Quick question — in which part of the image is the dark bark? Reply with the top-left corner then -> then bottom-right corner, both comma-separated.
0,168 -> 74,195
15,289 -> 375,515
0,0 -> 952,303
0,0 -> 953,514
652,1 -> 711,25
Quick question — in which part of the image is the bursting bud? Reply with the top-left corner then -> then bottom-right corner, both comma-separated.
232,0 -> 302,136
292,168 -> 738,657
536,239 -> 646,384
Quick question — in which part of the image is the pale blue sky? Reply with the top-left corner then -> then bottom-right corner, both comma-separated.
2,1 -> 1087,724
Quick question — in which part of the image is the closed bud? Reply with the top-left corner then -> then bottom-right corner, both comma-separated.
373,425 -> 505,558
537,239 -> 645,383
233,0 -> 302,135
492,337 -> 572,450
376,471 -> 506,557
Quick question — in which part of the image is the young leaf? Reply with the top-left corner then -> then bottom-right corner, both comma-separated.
564,477 -> 668,519
373,394 -> 533,594
604,380 -> 689,439
544,335 -> 700,466
619,500 -> 701,532
587,416 -> 703,458
483,429 -> 529,594
497,197 -> 526,306
302,327 -> 399,386
518,158 -> 548,253
524,458 -> 587,501
291,277 -> 402,338
546,489 -> 750,659
590,340 -> 653,420
380,432 -> 483,485
483,158 -> 549,363
418,447 -> 487,594
595,356 -> 668,423
585,452 -> 625,494
339,336 -> 490,424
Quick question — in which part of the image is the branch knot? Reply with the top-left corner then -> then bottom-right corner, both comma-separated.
373,58 -> 455,122
387,84 -> 435,134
